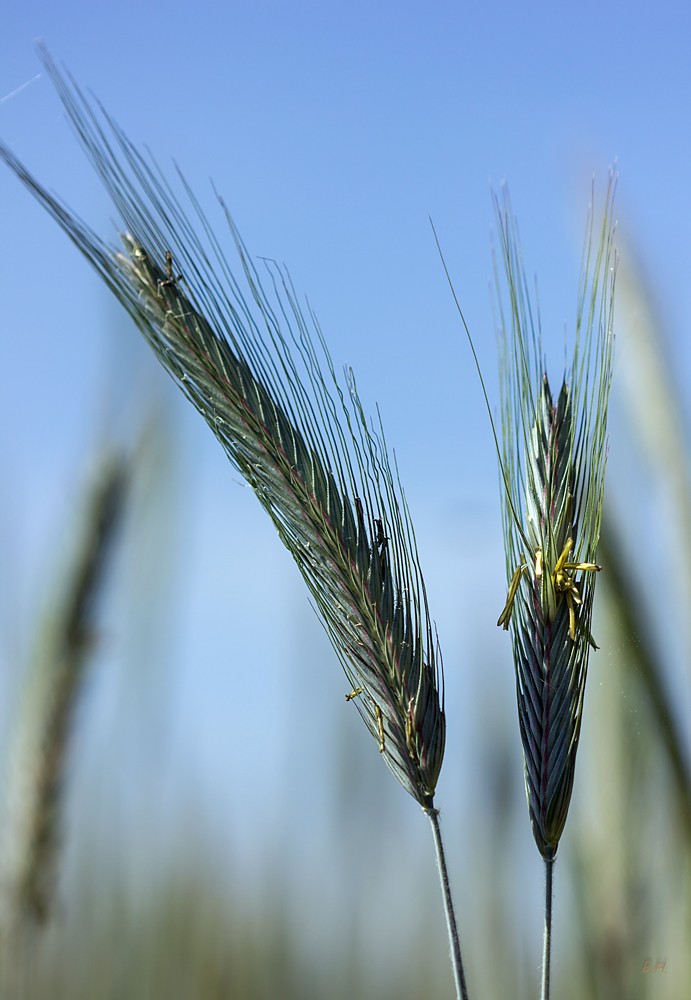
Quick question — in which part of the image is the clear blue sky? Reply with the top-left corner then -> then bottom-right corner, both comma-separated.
1,0 -> 690,893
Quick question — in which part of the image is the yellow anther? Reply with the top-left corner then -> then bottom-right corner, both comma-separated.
497,562 -> 528,629
553,537 -> 574,577
564,561 -> 602,574
566,591 -> 576,640
375,705 -> 386,754
345,686 -> 363,702
405,698 -> 416,756
552,538 -> 601,640
498,540 -> 602,640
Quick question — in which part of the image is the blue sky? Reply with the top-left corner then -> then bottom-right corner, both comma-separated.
1,0 -> 690,912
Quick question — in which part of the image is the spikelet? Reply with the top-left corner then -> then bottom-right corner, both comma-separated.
0,48 -> 444,808
493,178 -> 617,858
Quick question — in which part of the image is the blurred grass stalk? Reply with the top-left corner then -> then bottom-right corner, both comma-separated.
564,241 -> 691,999
598,527 -> 691,837
603,236 -> 691,844
0,452 -> 127,964
613,246 -> 691,620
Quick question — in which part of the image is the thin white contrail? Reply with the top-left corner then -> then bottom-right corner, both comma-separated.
0,74 -> 41,106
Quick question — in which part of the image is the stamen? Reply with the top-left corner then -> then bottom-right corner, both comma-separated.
552,539 -> 601,638
497,562 -> 528,629
375,705 -> 386,753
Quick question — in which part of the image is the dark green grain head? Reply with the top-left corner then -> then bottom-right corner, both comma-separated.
494,179 -> 617,856
0,47 -> 445,807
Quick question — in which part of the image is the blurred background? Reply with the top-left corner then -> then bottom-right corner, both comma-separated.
0,2 -> 689,997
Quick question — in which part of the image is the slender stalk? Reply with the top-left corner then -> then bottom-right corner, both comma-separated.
0,454 -> 126,932
426,809 -> 469,1000
541,853 -> 554,1000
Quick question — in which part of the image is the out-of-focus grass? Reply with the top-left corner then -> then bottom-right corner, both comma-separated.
559,243 -> 691,1000
562,563 -> 691,1000
0,454 -> 127,932
12,851 -> 462,1000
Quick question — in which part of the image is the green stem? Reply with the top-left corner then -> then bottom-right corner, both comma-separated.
426,808 -> 469,1000
541,853 -> 554,1000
